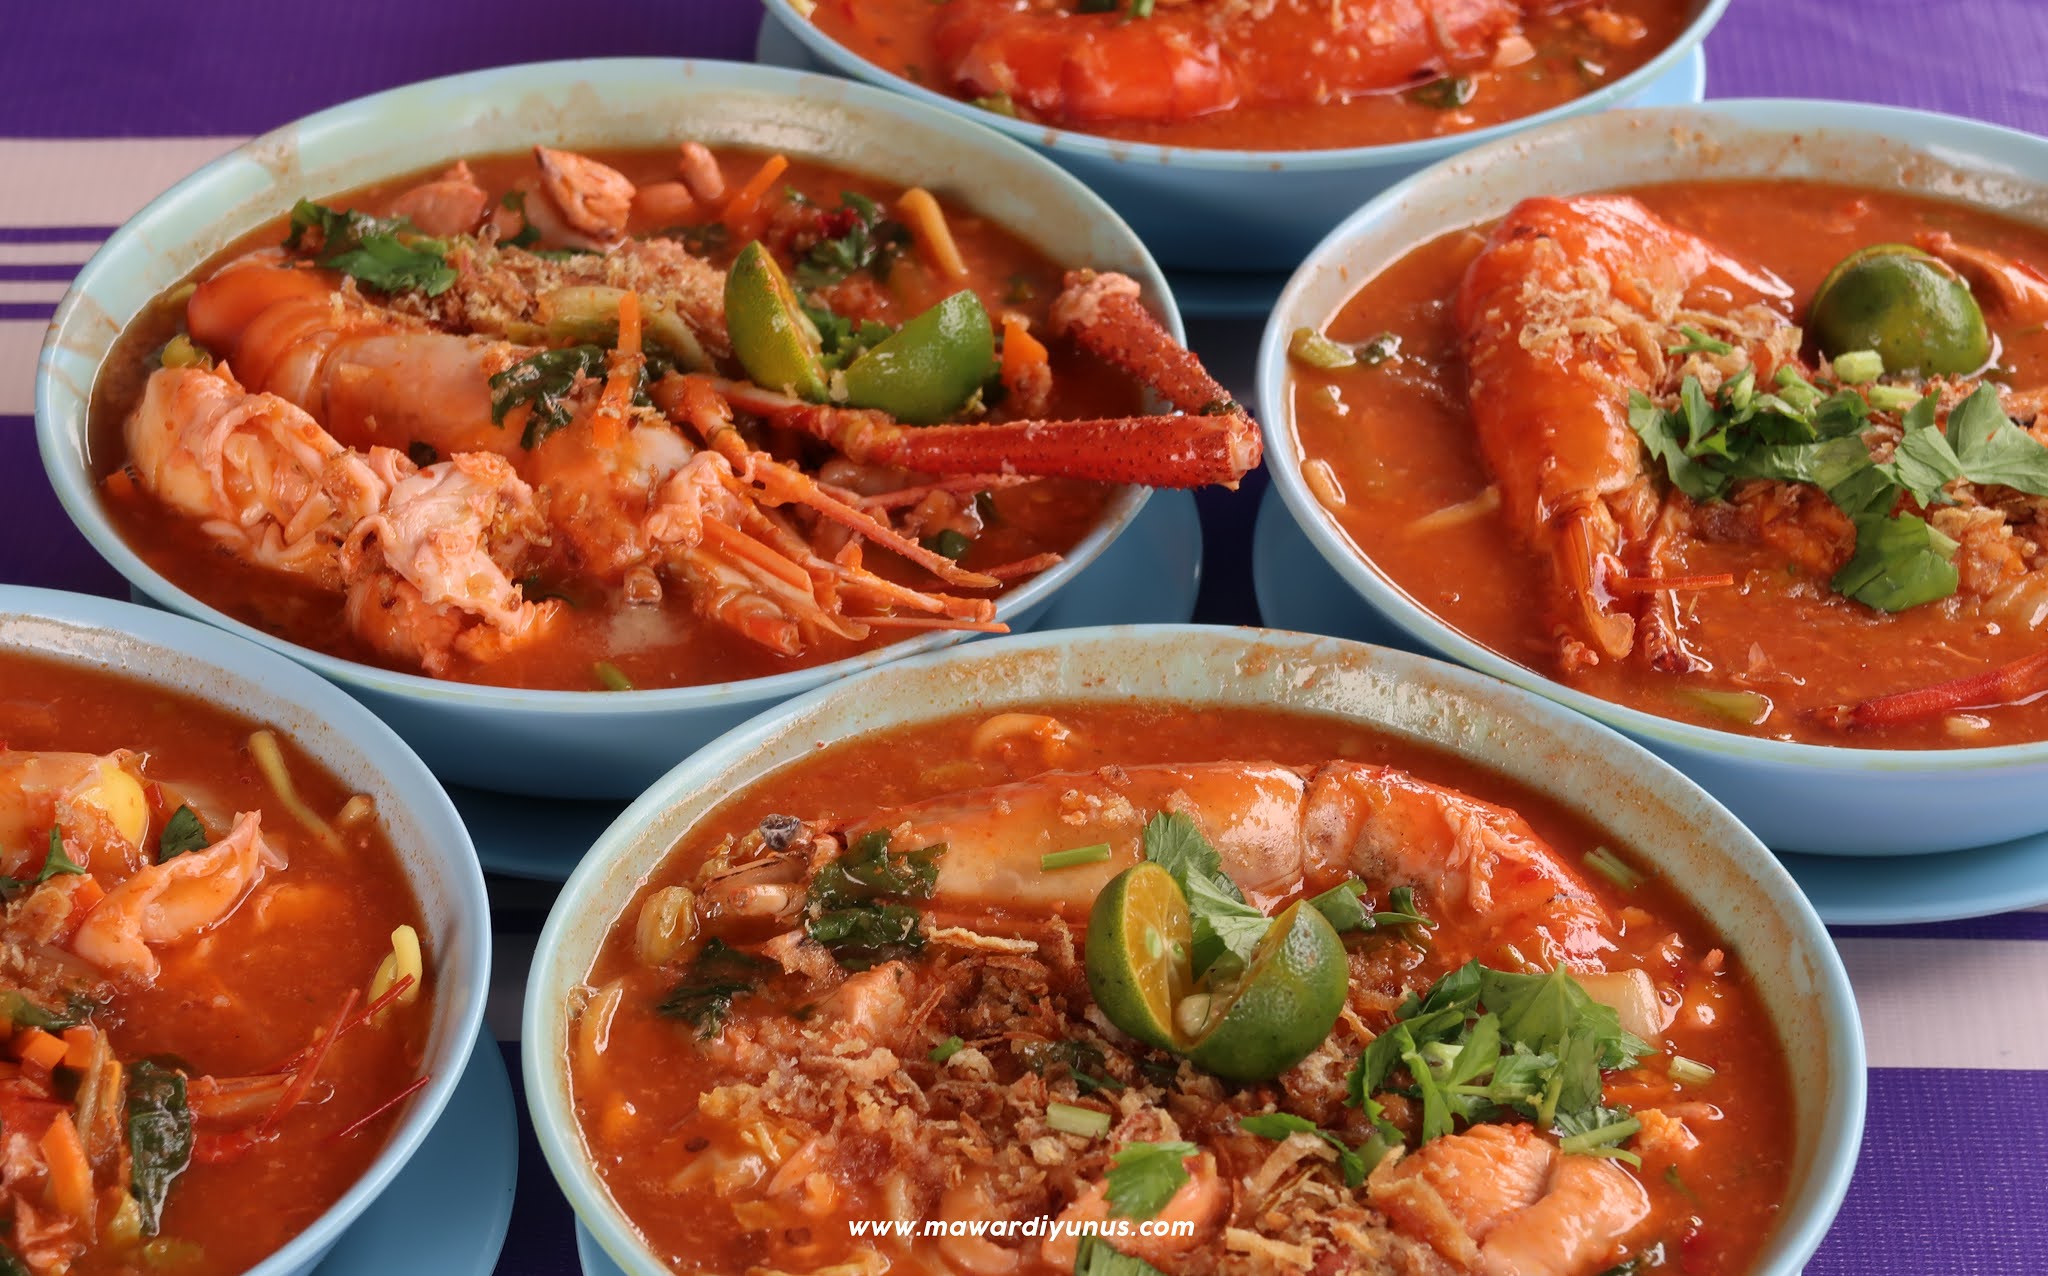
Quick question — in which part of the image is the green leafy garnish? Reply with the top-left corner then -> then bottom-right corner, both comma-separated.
0,1240 -> 29,1276
0,990 -> 91,1032
1022,1038 -> 1124,1096
657,939 -> 774,1039
971,93 -> 1019,117
1140,812 -> 1268,977
498,191 -> 542,250
1344,960 -> 1654,1158
804,830 -> 943,969
1074,1237 -> 1167,1276
488,345 -> 608,449
1238,1112 -> 1387,1188
592,661 -> 634,692
1629,372 -> 2048,612
3,828 -> 89,897
126,1061 -> 195,1237
284,199 -> 455,295
1409,76 -> 1476,109
792,192 -> 910,291
1307,879 -> 1436,938
1583,847 -> 1642,891
800,298 -> 895,371
929,1035 -> 965,1064
923,529 -> 973,561
158,806 -> 209,862
1103,1141 -> 1196,1220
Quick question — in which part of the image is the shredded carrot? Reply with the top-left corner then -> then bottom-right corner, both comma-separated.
592,290 -> 643,452
897,187 -> 969,280
1609,571 -> 1737,595
721,153 -> 790,236
40,1112 -> 92,1223
1000,314 -> 1049,388
14,1029 -> 65,1076
60,1027 -> 94,1071
331,1073 -> 430,1143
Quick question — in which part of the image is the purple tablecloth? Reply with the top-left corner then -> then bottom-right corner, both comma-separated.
7,2 -> 2048,1272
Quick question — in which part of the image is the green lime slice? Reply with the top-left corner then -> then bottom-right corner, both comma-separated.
1808,243 -> 1991,377
1183,901 -> 1349,1083
725,240 -> 829,402
1085,863 -> 1194,1054
842,290 -> 995,424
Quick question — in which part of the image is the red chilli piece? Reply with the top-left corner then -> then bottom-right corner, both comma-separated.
1607,571 -> 1737,596
331,1073 -> 431,1143
1836,649 -> 2048,728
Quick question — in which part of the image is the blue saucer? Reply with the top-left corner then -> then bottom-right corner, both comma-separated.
1250,486 -> 2048,926
316,1028 -> 515,1275
467,489 -> 1203,880
754,13 -> 1708,320
575,1222 -> 626,1276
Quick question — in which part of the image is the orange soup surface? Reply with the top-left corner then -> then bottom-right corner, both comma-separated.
568,703 -> 1795,1274
1292,179 -> 2048,747
0,652 -> 432,1274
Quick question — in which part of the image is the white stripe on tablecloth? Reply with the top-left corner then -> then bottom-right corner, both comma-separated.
0,283 -> 66,303
1843,937 -> 2048,1069
1,322 -> 43,416
0,138 -> 242,227
0,242 -> 103,265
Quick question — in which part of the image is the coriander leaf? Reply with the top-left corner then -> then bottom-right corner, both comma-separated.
158,805 -> 208,861
804,831 -> 943,969
284,199 -> 455,295
1832,512 -> 1960,612
793,192 -> 910,291
1074,1237 -> 1168,1276
1556,1107 -> 1643,1166
1885,398 -> 1964,507
1372,885 -> 1436,932
126,1061 -> 194,1237
1948,382 -> 2048,496
1309,880 -> 1370,932
488,345 -> 608,449
657,939 -> 773,1039
1104,1141 -> 1195,1220
21,828 -> 88,886
1141,812 -> 1268,975
800,299 -> 895,371
1628,391 -> 1728,502
1238,1113 -> 1376,1188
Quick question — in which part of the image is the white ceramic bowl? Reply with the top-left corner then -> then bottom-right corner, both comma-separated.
1257,100 -> 2048,855
0,585 -> 489,1276
524,625 -> 1864,1276
762,0 -> 1725,272
35,58 -> 1172,799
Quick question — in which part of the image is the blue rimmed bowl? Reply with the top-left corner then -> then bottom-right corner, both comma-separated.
524,624 -> 1863,1276
1256,100 -> 2048,856
760,0 -> 1724,272
35,58 -> 1173,799
0,584 -> 490,1276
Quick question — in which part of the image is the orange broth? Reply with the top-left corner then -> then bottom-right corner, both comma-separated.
1291,178 -> 2048,748
568,703 -> 1795,1274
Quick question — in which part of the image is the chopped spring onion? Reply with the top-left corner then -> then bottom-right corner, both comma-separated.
594,662 -> 634,692
248,730 -> 340,851
1041,844 -> 1112,871
1288,327 -> 1357,371
1559,1114 -> 1642,1163
1046,1102 -> 1112,1138
1832,349 -> 1885,385
1584,847 -> 1644,891
1666,325 -> 1735,357
930,1035 -> 965,1064
1669,1055 -> 1717,1086
1866,382 -> 1923,412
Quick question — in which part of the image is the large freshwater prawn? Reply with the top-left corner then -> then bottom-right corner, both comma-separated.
1456,192 -> 2048,727
114,144 -> 1262,681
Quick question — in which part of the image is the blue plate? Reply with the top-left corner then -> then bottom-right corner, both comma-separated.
468,489 -> 1203,880
1251,487 -> 2048,926
576,1222 -> 625,1276
316,1028 -> 515,1275
754,12 -> 1708,319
